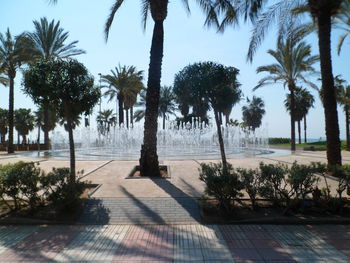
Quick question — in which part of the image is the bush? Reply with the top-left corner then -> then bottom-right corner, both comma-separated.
258,162 -> 290,206
268,138 -> 291,144
0,162 -> 42,211
0,162 -> 88,213
41,168 -> 87,211
236,168 -> 260,210
199,162 -> 243,212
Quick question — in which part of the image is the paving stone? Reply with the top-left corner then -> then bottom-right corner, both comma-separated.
77,197 -> 200,224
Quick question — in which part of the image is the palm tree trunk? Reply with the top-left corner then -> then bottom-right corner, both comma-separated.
67,119 -> 76,183
130,107 -> 134,128
304,115 -> 307,143
7,76 -> 14,153
214,110 -> 228,171
125,109 -> 129,129
225,114 -> 229,126
298,120 -> 301,144
118,96 -> 124,126
140,18 -> 165,177
43,103 -> 50,150
346,106 -> 350,151
163,112 -> 166,130
289,86 -> 296,151
37,124 -> 41,151
316,7 -> 342,165
17,133 -> 20,145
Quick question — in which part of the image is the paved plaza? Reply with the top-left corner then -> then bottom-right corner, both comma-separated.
0,150 -> 350,262
0,224 -> 349,262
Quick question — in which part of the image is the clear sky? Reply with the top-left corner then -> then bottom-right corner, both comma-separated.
1,0 -> 350,139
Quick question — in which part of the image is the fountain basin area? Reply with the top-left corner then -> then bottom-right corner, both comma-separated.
21,122 -> 292,160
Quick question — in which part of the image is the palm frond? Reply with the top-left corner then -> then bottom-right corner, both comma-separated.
105,0 -> 125,42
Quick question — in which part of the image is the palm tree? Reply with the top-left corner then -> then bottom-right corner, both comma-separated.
96,109 -> 117,136
254,27 -> 318,151
0,108 -> 8,144
335,76 -> 350,151
226,0 -> 345,165
285,87 -> 315,144
103,0 -> 238,176
134,86 -> 176,129
0,29 -> 30,153
159,86 -> 176,129
336,0 -> 350,54
102,65 -> 144,128
14,109 -> 35,144
242,96 -> 266,132
22,17 -> 85,149
34,105 -> 58,147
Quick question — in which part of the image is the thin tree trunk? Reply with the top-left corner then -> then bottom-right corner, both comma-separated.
304,115 -> 307,143
8,76 -> 14,153
43,103 -> 50,150
298,120 -> 301,144
118,96 -> 124,126
225,114 -> 229,126
163,112 -> 166,130
67,119 -> 76,183
140,18 -> 165,177
37,124 -> 41,151
125,109 -> 129,129
317,7 -> 342,165
130,107 -> 134,128
289,86 -> 296,151
23,135 -> 27,145
214,110 -> 228,172
17,133 -> 20,145
346,106 -> 350,151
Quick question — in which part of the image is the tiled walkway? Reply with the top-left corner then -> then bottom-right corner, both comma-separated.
77,197 -> 201,224
0,224 -> 349,262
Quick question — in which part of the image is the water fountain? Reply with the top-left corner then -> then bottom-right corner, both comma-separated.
34,119 -> 288,160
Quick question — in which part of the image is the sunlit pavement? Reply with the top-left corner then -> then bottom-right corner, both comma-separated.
0,224 -> 349,262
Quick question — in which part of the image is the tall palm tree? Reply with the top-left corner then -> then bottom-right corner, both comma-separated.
285,87 -> 315,144
242,96 -> 266,132
103,0 -> 237,176
335,75 -> 350,151
14,109 -> 35,144
254,27 -> 318,151
22,17 -> 85,149
102,65 -> 144,128
0,29 -> 30,153
222,0 -> 345,165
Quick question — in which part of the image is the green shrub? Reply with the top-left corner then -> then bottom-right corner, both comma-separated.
0,162 -> 42,211
199,162 -> 243,212
41,168 -> 87,211
329,164 -> 350,199
268,138 -> 291,144
258,162 -> 290,206
236,168 -> 260,210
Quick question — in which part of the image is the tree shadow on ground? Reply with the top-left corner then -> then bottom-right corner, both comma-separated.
77,198 -> 110,224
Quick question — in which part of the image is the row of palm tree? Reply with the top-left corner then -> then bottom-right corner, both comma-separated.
0,17 -> 84,153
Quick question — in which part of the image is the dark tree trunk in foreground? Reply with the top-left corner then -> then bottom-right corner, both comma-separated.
43,103 -> 50,149
298,120 -> 301,144
304,115 -> 307,143
67,119 -> 76,183
345,106 -> 350,151
118,95 -> 124,126
311,0 -> 342,165
214,110 -> 228,171
163,113 -> 166,130
8,76 -> 14,153
289,86 -> 296,151
140,3 -> 168,177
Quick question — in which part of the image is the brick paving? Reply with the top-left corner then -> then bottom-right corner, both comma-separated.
0,224 -> 348,262
77,197 -> 201,224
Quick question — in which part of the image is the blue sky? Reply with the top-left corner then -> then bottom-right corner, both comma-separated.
1,0 -> 350,139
